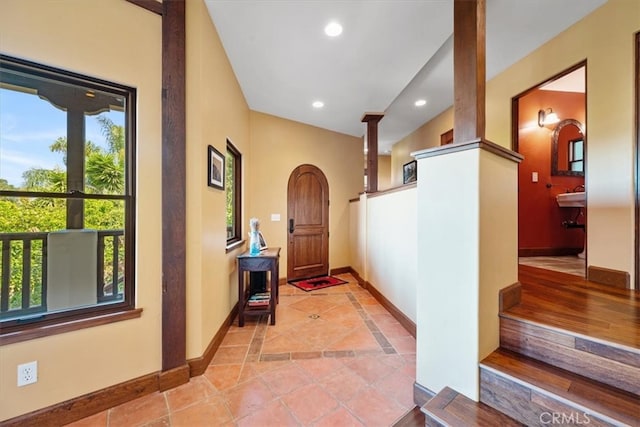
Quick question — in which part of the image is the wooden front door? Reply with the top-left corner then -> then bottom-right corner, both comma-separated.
287,164 -> 329,281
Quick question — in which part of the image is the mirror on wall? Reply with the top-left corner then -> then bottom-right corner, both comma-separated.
551,119 -> 585,176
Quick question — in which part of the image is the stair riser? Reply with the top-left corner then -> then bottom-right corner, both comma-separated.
480,368 -> 623,427
501,317 -> 640,395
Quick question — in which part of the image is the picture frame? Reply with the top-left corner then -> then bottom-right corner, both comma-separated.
403,160 -> 417,184
207,145 -> 224,190
258,231 -> 267,250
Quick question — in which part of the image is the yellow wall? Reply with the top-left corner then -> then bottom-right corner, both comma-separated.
0,0 -> 163,419
0,0 -> 363,419
393,0 -> 639,284
248,112 -> 363,275
184,0 -> 250,359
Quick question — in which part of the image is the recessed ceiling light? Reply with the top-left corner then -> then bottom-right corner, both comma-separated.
324,21 -> 343,37
414,99 -> 427,107
312,101 -> 324,108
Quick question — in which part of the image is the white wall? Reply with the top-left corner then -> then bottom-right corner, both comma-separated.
415,144 -> 519,400
350,187 -> 418,323
366,189 -> 418,322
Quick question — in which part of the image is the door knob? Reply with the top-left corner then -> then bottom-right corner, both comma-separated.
289,218 -> 294,233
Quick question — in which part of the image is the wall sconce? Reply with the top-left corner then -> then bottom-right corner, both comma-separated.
538,108 -> 560,127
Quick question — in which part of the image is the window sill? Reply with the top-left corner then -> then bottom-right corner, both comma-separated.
0,308 -> 143,346
226,239 -> 246,253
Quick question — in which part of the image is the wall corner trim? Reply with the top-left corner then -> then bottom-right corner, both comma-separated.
412,138 -> 523,164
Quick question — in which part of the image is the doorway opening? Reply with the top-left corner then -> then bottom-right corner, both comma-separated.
512,62 -> 587,277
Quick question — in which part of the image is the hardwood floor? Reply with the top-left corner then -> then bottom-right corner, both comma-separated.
481,349 -> 640,426
513,265 -> 640,350
422,387 -> 523,427
477,265 -> 640,426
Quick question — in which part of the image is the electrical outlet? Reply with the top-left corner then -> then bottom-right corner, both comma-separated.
17,361 -> 37,387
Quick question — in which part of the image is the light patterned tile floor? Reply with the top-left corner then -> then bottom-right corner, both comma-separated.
518,255 -> 585,277
67,274 -> 416,426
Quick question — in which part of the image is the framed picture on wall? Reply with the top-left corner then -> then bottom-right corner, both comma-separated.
403,160 -> 417,184
207,145 -> 225,190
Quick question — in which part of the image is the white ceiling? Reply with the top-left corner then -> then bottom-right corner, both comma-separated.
541,67 -> 586,93
205,0 -> 605,154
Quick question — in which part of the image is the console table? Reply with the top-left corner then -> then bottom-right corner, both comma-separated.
237,247 -> 280,327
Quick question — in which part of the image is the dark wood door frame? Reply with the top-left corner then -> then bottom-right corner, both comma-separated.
635,31 -> 639,289
160,0 -> 188,388
126,0 -> 188,389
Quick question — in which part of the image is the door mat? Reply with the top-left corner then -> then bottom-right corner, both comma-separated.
288,275 -> 348,292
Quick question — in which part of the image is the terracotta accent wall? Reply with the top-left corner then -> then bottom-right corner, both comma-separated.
517,89 -> 585,253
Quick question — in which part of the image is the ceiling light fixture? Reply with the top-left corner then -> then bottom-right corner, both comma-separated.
312,101 -> 324,108
324,21 -> 343,37
414,99 -> 427,107
538,108 -> 559,127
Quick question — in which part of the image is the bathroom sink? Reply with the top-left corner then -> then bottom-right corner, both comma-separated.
556,192 -> 585,208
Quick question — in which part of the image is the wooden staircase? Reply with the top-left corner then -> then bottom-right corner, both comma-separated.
421,265 -> 640,426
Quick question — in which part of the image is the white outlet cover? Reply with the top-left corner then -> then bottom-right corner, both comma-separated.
17,361 -> 38,387
270,213 -> 281,221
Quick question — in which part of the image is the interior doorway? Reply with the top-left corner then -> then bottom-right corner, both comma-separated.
635,31 -> 639,289
512,62 -> 587,277
286,164 -> 329,281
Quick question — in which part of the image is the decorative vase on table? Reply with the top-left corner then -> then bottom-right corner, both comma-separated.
249,218 -> 261,256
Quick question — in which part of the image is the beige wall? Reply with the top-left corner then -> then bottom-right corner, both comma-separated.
248,112 -> 363,275
184,0 -> 251,358
378,155 -> 392,190
391,108 -> 453,187
394,0 -> 639,285
0,0 -> 163,420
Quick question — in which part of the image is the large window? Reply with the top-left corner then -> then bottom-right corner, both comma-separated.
0,55 -> 136,338
226,140 -> 241,245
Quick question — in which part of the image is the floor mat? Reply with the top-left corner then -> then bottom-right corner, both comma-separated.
288,275 -> 348,292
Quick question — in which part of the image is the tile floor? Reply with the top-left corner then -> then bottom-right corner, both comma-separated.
518,255 -> 585,277
67,274 -> 417,426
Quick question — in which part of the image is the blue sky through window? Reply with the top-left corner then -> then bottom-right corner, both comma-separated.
0,88 -> 125,188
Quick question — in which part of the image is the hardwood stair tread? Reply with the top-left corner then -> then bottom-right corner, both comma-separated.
392,406 -> 425,427
422,386 -> 524,427
510,265 -> 640,350
480,348 -> 640,425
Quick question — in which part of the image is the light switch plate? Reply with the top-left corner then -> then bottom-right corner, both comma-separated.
271,214 -> 281,221
532,172 -> 538,182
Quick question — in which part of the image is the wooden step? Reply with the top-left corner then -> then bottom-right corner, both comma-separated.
515,265 -> 640,350
480,349 -> 640,427
500,314 -> 640,395
392,406 -> 425,427
422,386 -> 523,427
503,266 -> 640,395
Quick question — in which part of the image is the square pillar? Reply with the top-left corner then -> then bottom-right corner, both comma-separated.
413,139 -> 521,400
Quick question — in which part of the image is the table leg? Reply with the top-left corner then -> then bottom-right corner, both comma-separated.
270,265 -> 276,325
238,269 -> 245,327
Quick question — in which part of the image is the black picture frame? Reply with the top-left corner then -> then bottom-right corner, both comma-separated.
403,160 -> 417,184
207,145 -> 224,189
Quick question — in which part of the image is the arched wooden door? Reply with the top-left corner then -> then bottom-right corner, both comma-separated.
287,164 -> 329,281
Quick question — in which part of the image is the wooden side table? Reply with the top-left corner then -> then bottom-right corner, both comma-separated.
237,247 -> 280,327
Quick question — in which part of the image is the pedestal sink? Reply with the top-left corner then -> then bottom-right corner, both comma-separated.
556,191 -> 585,208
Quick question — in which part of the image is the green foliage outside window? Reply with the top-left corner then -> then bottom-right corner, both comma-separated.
0,117 -> 125,312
